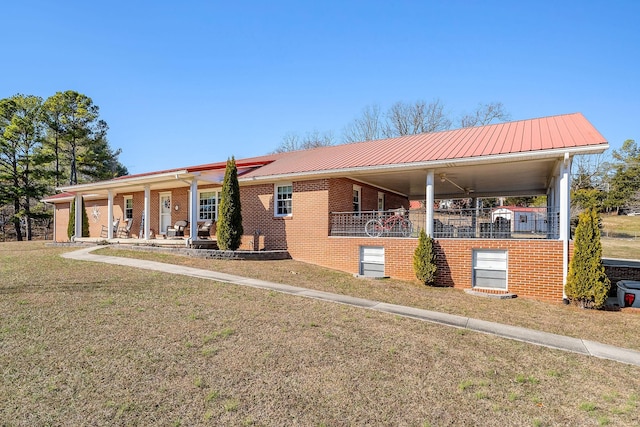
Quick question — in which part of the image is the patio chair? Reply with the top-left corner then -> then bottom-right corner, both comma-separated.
166,220 -> 188,238
118,219 -> 134,238
100,218 -> 120,238
197,221 -> 213,238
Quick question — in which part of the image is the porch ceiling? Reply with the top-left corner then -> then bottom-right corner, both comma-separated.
351,157 -> 558,200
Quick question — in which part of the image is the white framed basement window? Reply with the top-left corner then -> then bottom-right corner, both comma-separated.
123,196 -> 133,220
275,183 -> 293,217
198,190 -> 220,221
473,249 -> 508,290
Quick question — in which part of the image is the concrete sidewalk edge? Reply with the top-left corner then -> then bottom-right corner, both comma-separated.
62,246 -> 640,367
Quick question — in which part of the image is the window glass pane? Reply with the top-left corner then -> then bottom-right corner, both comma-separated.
353,189 -> 360,212
276,185 -> 292,215
199,191 -> 217,220
124,198 -> 133,219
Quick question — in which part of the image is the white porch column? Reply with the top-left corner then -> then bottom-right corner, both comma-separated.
425,170 -> 435,237
144,185 -> 151,240
107,190 -> 114,239
74,193 -> 82,239
189,179 -> 198,240
559,153 -> 572,298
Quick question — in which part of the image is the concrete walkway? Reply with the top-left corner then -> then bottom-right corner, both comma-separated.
63,246 -> 640,367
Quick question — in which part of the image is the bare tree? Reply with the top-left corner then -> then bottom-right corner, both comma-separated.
342,104 -> 383,143
273,99 -> 511,151
459,102 -> 511,128
384,99 -> 452,137
273,130 -> 334,153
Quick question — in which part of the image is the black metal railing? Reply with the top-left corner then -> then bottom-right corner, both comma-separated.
330,206 -> 560,239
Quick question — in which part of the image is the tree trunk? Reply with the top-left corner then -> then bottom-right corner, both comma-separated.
13,200 -> 22,241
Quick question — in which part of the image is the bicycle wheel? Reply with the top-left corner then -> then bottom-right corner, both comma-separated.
365,219 -> 384,237
399,219 -> 412,237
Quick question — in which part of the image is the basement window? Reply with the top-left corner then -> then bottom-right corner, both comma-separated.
473,249 -> 508,290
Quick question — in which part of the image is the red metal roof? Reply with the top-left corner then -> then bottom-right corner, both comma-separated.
241,113 -> 607,179
48,112 -> 607,200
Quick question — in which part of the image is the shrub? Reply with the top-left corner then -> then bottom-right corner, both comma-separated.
413,228 -> 437,285
565,208 -> 611,309
217,156 -> 243,251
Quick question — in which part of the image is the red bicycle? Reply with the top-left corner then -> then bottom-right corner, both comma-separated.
365,208 -> 412,237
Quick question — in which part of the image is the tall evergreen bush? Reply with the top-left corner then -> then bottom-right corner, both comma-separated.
217,156 -> 243,250
414,228 -> 437,285
565,208 -> 610,309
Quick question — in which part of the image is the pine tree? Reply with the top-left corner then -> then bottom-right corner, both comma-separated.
217,157 -> 243,250
413,228 -> 437,285
565,208 -> 611,309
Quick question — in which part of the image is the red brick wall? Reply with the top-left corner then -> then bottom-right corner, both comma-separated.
312,237 -> 567,302
52,179 -> 569,303
54,203 -> 70,241
328,178 -> 408,212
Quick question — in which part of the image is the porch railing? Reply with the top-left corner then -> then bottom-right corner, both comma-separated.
330,206 -> 560,239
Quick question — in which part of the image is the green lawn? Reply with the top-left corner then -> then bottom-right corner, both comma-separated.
601,213 -> 640,259
1,242 -> 639,426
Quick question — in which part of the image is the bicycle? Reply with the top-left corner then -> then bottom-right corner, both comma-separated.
365,208 -> 412,237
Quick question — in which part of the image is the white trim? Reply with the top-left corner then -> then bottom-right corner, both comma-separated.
189,179 -> 199,240
74,193 -> 82,239
274,182 -> 293,217
143,186 -> 151,239
353,185 -> 362,214
159,192 -> 172,234
107,190 -> 114,239
472,249 -> 508,291
123,195 -> 134,220
56,170 -> 190,192
197,189 -> 221,221
239,145 -> 609,184
426,170 -> 434,237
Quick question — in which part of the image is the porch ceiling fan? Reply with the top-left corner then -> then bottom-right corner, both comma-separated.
439,173 -> 474,195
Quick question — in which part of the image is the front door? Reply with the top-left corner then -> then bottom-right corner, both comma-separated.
159,193 -> 172,234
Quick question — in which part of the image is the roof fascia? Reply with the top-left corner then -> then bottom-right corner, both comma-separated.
239,144 -> 609,184
56,170 -> 191,193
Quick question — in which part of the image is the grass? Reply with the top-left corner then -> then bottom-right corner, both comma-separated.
601,213 -> 640,258
94,246 -> 640,351
1,241 -> 639,426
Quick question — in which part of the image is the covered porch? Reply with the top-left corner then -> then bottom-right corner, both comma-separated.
331,151 -> 573,243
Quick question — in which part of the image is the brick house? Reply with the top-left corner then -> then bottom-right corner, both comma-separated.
44,113 -> 608,302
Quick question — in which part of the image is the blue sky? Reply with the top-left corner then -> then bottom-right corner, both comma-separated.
2,1 -> 638,174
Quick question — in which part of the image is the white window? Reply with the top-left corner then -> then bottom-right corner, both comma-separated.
353,185 -> 362,213
199,191 -> 220,221
124,196 -> 133,220
473,250 -> 508,290
377,192 -> 385,211
275,183 -> 293,217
